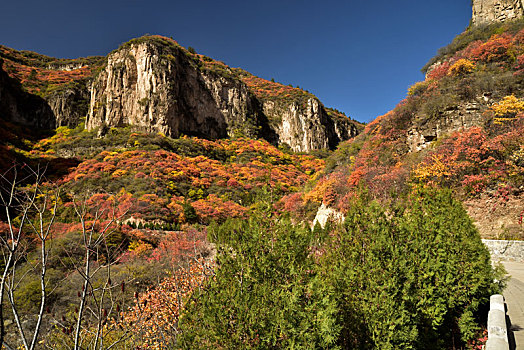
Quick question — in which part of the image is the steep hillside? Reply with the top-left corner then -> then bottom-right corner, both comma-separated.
292,19 -> 524,239
0,122 -> 326,346
0,36 -> 361,152
233,68 -> 363,150
36,125 -> 324,224
0,59 -> 55,128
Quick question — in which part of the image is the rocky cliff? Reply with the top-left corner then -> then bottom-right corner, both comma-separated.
472,0 -> 524,26
406,99 -> 489,152
260,99 -> 356,152
48,84 -> 91,128
86,36 -> 359,151
0,37 -> 360,151
87,38 -> 253,140
0,45 -> 102,129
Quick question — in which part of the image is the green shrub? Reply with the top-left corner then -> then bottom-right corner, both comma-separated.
320,188 -> 501,349
422,91 -> 458,119
177,211 -> 339,349
177,188 -> 500,349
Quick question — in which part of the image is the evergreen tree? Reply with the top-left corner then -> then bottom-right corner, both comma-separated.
177,211 -> 340,349
319,187 -> 502,349
183,202 -> 198,224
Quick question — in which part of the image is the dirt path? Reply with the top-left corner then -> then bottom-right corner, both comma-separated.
503,262 -> 524,350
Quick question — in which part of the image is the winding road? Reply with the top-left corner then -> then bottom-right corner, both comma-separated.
504,262 -> 524,350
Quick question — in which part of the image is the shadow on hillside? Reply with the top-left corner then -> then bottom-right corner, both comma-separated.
44,156 -> 81,178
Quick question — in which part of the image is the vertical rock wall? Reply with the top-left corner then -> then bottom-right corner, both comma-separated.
472,0 -> 524,26
0,60 -> 55,129
86,40 -> 359,151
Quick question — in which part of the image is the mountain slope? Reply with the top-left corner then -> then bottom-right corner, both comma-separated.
0,122 -> 327,345
0,4 -> 514,349
291,19 -> 524,239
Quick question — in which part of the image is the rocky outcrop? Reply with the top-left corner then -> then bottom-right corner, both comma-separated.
332,116 -> 360,143
263,100 -> 322,151
472,0 -> 524,26
312,203 -> 345,229
407,98 -> 489,152
261,99 -> 359,152
86,38 -> 358,151
0,60 -> 55,128
88,40 -> 261,140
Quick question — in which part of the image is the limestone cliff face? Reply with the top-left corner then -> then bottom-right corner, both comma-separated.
87,41 -> 259,140
263,99 -> 330,152
472,0 -> 524,26
261,99 -> 359,152
0,60 -> 55,128
86,38 -> 358,151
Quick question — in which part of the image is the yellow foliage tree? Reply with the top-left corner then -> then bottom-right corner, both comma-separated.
122,259 -> 213,349
304,177 -> 337,204
413,154 -> 453,186
448,59 -> 476,76
490,95 -> 524,125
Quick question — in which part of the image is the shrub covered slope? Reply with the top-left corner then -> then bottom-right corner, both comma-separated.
0,21 -> 514,350
287,19 -> 524,240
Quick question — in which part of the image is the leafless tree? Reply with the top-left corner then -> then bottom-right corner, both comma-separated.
0,164 -> 58,350
68,192 -> 130,350
0,166 -> 131,350
0,165 -> 212,350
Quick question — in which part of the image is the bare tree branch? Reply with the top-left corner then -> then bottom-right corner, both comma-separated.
0,165 -> 58,349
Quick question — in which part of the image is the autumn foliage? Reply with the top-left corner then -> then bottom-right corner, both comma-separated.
237,71 -> 314,105
489,95 -> 524,124
464,33 -> 513,63
0,46 -> 101,96
448,59 -> 476,76
122,259 -> 214,349
292,22 -> 524,219
28,128 -> 324,225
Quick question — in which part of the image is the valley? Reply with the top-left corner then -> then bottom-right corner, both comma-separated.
0,1 -> 523,349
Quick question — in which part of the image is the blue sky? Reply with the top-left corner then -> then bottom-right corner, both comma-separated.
0,0 -> 471,123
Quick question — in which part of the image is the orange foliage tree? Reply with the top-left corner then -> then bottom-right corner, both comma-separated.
121,259 -> 214,349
